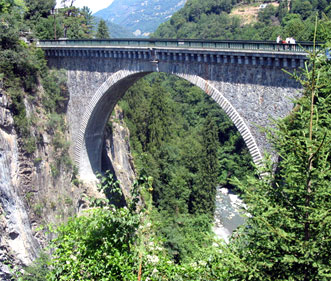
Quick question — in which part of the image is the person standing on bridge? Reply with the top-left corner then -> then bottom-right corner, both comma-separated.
276,35 -> 282,50
288,37 -> 296,50
276,35 -> 281,44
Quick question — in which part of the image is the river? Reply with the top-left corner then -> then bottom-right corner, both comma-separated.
213,186 -> 246,243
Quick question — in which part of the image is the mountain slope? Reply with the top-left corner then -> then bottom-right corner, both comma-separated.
94,17 -> 134,38
106,20 -> 134,38
94,0 -> 187,36
153,0 -> 331,41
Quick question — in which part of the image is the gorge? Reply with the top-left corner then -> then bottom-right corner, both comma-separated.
1,0 -> 330,279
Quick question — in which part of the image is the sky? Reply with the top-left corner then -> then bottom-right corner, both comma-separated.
56,0 -> 114,13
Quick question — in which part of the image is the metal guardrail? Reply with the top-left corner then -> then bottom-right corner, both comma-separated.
38,38 -> 323,53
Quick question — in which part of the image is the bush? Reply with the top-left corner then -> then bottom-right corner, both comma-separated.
42,69 -> 68,114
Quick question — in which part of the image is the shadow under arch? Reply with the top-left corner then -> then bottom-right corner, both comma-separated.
76,70 -> 263,182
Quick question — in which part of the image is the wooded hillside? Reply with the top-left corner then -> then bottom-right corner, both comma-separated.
153,0 -> 331,41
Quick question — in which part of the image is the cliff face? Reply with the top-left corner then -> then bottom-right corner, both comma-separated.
0,89 -> 136,278
103,105 -> 136,200
0,87 -> 84,279
0,92 -> 39,279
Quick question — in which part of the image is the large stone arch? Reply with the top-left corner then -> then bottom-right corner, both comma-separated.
76,69 -> 262,182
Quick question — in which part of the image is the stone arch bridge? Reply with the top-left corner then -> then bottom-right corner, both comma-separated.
38,38 -> 315,182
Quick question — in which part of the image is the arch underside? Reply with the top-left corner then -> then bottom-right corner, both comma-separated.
76,70 -> 263,182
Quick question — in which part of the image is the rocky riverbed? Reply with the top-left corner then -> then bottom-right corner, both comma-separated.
213,186 -> 246,242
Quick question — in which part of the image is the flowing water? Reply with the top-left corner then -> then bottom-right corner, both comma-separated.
213,187 -> 246,242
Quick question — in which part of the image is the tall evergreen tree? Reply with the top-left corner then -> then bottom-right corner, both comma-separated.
227,44 -> 331,280
81,6 -> 94,37
24,0 -> 55,21
278,0 -> 288,21
145,77 -> 174,204
96,19 -> 110,39
146,76 -> 173,153
190,115 -> 219,217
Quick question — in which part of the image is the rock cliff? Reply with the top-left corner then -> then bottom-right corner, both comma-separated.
102,105 -> 136,200
0,88 -> 136,279
0,92 -> 39,279
0,87 -> 86,278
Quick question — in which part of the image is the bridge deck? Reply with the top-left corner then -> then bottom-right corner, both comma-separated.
38,38 -> 321,54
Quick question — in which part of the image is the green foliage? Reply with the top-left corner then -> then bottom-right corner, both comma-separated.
33,203 -> 43,217
24,0 -> 55,21
0,0 -> 10,13
258,4 -> 277,24
281,13 -> 306,38
0,10 -> 47,92
96,19 -> 110,39
34,173 -> 141,280
30,5 -> 95,40
291,0 -> 313,20
47,207 -> 139,280
59,6 -> 91,38
153,0 -> 331,41
0,4 -> 52,154
16,172 -> 232,280
227,45 -> 331,280
89,171 -> 127,208
80,6 -> 94,37
190,116 -> 219,216
42,69 -> 68,113
152,0 -> 243,39
120,73 -> 253,262
317,14 -> 331,41
152,210 -> 214,263
0,9 -> 70,156
4,0 -> 95,41
145,76 -> 173,153
50,163 -> 59,177
33,16 -> 60,40
41,69 -> 72,169
15,251 -> 51,281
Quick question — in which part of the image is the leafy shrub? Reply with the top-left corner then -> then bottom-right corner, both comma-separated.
41,69 -> 69,114
14,172 -> 227,280
44,172 -> 142,280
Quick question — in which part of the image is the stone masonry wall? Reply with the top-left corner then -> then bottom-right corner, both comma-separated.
46,50 -> 301,181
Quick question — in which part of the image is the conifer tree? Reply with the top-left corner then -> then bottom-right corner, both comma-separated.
145,77 -> 174,204
190,115 -> 219,217
146,76 -> 172,153
24,0 -> 55,21
227,43 -> 331,280
96,19 -> 110,39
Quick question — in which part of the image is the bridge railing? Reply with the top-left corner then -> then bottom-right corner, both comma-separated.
37,38 -> 323,53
